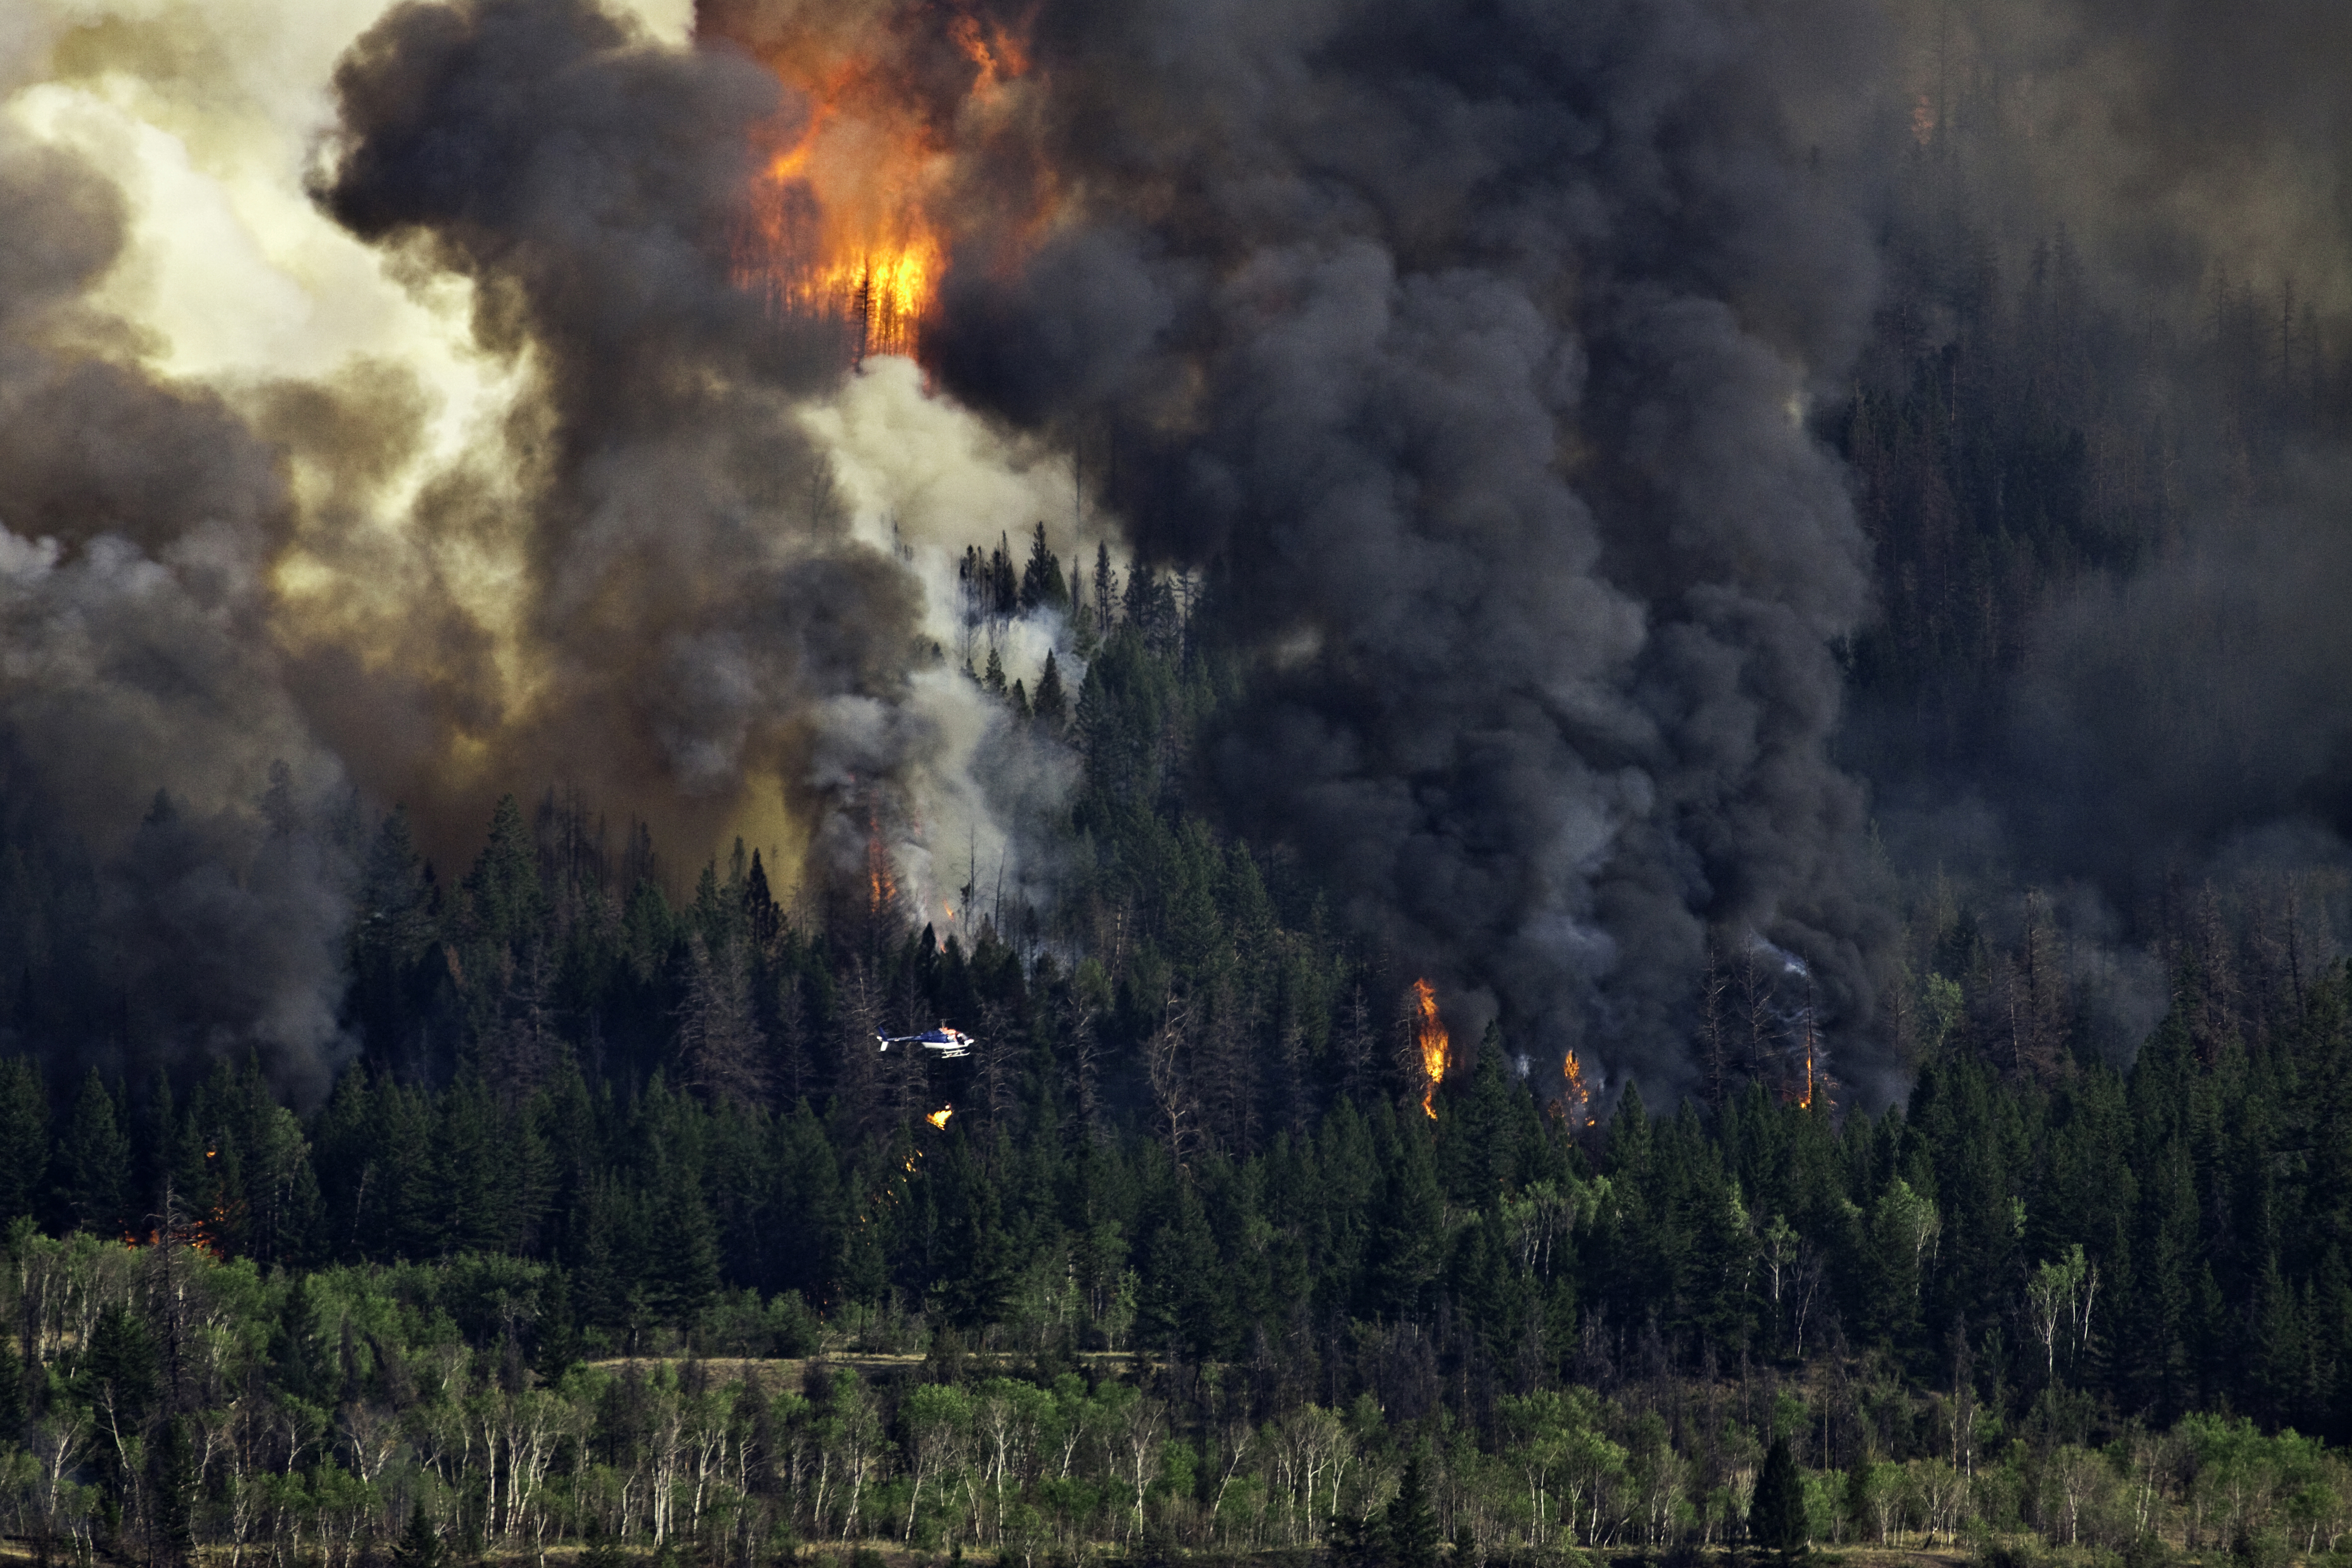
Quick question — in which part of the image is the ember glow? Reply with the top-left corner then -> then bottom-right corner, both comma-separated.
927,1105 -> 954,1129
1411,979 -> 1449,1119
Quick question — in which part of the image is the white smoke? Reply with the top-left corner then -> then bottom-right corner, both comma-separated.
0,0 -> 1097,1098
3,0 -> 1090,874
803,354 -> 1116,929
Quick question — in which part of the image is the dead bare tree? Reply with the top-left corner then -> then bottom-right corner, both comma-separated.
1145,989 -> 1202,1173
678,931 -> 768,1110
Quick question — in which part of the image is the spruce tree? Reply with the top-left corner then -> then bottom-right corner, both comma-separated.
579,1520 -> 628,1568
464,794 -> 546,953
743,849 -> 780,949
1092,540 -> 1117,634
1034,650 -> 1069,727
1020,520 -> 1068,611
1750,1434 -> 1809,1562
0,1055 -> 48,1226
1387,1453 -> 1442,1568
149,1415 -> 197,1567
391,1500 -> 443,1568
57,1067 -> 130,1236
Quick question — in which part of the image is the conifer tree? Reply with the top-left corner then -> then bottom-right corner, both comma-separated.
464,794 -> 546,954
743,849 -> 780,949
1034,650 -> 1069,727
1092,540 -> 1117,636
57,1067 -> 130,1236
0,1055 -> 48,1226
578,1520 -> 626,1568
1388,1453 -> 1442,1568
1750,1434 -> 1809,1562
1020,521 -> 1068,611
390,1501 -> 443,1568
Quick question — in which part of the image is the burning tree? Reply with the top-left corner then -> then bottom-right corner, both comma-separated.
1407,979 -> 1449,1118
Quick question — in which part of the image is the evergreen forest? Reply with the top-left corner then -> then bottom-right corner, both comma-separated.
5,87 -> 2352,1568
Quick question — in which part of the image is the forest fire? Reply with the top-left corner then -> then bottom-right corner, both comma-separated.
1792,976 -> 1822,1109
1411,979 -> 1449,1118
731,10 -> 1034,361
1562,1050 -> 1596,1127
866,809 -> 896,913
1796,1027 -> 1821,1110
927,1105 -> 954,1129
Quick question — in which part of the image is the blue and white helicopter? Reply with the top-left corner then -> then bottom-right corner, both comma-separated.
876,1025 -> 976,1059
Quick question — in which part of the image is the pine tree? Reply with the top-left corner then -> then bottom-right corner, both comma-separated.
465,794 -> 546,953
1092,540 -> 1118,635
678,931 -> 768,1109
1034,650 -> 1069,727
149,1415 -> 198,1567
57,1068 -> 130,1235
1369,1120 -> 1446,1315
651,1171 -> 722,1327
1388,1453 -> 1442,1568
1020,520 -> 1068,611
355,808 -> 434,1039
1141,1183 -> 1230,1358
0,1055 -> 49,1226
1750,1434 -> 1809,1562
390,1501 -> 443,1568
743,849 -> 781,949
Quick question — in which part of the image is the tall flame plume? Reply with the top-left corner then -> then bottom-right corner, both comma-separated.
731,11 -> 1034,362
1412,979 -> 1449,1119
1563,1049 -> 1595,1128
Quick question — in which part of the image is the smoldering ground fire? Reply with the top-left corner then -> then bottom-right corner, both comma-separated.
4,0 -> 2352,1104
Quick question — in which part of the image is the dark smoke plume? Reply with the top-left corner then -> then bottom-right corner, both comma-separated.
1840,0 -> 2352,1053
0,136 -> 358,1100
313,0 -> 930,873
0,0 -> 967,1096
11,0 -> 2352,1106
709,0 -> 2352,1094
703,0 -> 1909,1097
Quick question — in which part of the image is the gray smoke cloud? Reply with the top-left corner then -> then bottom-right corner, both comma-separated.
0,0 -> 1042,1094
859,0 -> 1911,1098
0,134 -> 359,1100
11,0 -> 2350,1105
311,0 -> 937,871
1848,0 -> 2352,1048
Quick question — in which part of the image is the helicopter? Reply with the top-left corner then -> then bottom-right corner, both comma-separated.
876,1025 -> 975,1059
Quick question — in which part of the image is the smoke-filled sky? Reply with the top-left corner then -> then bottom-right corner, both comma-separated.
2,0 -> 2348,1101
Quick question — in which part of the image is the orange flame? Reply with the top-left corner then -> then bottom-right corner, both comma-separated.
865,806 -> 896,914
927,1105 -> 954,1129
1411,979 -> 1449,1119
1563,1049 -> 1596,1128
1791,988 -> 1821,1109
731,11 -> 1039,362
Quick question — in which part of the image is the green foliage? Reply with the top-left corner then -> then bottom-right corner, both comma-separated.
391,1500 -> 443,1568
0,1056 -> 49,1225
1387,1454 -> 1441,1568
0,514 -> 2350,1567
1751,1436 -> 1809,1560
